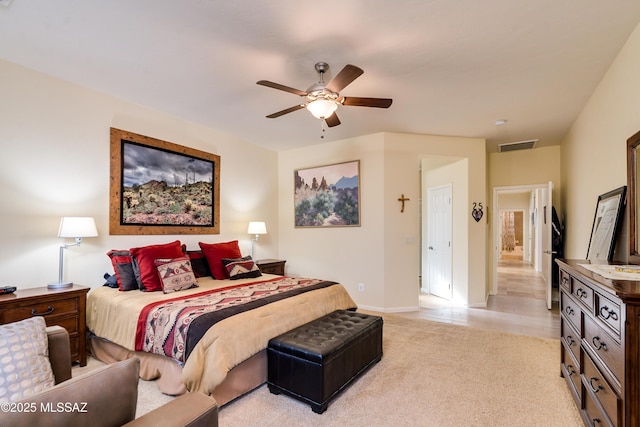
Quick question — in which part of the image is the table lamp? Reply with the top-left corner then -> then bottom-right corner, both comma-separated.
48,216 -> 98,289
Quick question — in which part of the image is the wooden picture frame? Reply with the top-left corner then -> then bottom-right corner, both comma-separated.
109,128 -> 220,235
294,160 -> 360,227
586,186 -> 626,261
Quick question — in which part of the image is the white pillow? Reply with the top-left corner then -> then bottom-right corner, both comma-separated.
0,317 -> 55,402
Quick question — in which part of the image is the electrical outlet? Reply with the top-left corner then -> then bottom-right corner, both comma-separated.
358,283 -> 364,292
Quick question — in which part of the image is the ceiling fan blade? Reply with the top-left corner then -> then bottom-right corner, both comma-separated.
325,113 -> 341,127
257,80 -> 307,97
325,64 -> 364,93
266,104 -> 305,118
342,97 -> 393,108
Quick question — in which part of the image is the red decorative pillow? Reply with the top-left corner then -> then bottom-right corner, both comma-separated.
154,256 -> 198,293
198,240 -> 242,279
106,250 -> 139,291
130,240 -> 184,292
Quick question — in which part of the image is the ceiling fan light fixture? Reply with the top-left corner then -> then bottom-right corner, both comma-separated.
306,99 -> 338,119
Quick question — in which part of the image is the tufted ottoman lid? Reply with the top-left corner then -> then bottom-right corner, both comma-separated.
268,310 -> 383,364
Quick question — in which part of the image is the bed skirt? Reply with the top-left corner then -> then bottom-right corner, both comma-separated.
88,336 -> 267,406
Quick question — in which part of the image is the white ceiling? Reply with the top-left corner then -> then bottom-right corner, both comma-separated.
1,1 -> 640,152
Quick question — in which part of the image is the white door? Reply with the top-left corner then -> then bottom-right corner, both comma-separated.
426,185 -> 452,300
541,181 -> 553,310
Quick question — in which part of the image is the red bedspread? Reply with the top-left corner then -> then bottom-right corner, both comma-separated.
135,277 -> 336,362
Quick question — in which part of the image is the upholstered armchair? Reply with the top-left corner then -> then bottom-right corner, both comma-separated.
0,319 -> 218,427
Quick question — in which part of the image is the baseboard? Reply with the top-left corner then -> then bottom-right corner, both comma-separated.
357,304 -> 420,313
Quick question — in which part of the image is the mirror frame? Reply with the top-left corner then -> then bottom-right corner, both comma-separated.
627,129 -> 640,264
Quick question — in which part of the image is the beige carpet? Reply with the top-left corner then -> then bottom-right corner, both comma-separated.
74,313 -> 583,426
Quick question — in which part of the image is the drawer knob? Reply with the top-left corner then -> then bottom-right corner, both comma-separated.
31,306 -> 54,316
599,306 -> 618,321
564,306 -> 574,316
592,336 -> 608,351
575,288 -> 588,299
589,377 -> 604,394
566,335 -> 576,347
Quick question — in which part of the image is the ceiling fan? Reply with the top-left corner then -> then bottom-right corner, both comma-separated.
257,62 -> 393,127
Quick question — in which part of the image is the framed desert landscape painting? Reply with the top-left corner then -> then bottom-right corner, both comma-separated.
109,128 -> 220,235
294,160 -> 360,227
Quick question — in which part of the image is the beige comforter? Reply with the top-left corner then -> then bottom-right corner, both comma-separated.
86,275 -> 357,395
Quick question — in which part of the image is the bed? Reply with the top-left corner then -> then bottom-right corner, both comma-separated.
86,272 -> 357,406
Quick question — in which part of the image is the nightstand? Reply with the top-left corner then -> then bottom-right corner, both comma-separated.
256,259 -> 286,276
0,285 -> 89,366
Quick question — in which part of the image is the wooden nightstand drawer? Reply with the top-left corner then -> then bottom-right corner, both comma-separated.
256,259 -> 286,276
1,297 -> 78,324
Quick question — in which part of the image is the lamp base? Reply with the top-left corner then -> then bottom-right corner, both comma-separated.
47,281 -> 73,289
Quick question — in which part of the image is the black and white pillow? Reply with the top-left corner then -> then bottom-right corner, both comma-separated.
221,256 -> 262,280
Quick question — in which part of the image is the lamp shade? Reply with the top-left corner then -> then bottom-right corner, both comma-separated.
247,221 -> 267,235
58,217 -> 98,238
306,99 -> 338,119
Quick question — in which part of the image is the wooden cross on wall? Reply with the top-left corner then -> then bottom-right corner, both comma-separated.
398,194 -> 410,213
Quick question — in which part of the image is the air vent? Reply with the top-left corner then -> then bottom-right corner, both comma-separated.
498,139 -> 538,153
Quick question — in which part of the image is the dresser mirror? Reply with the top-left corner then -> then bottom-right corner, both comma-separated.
627,129 -> 640,264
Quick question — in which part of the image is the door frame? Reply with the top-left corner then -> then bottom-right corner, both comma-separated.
492,184 -> 548,296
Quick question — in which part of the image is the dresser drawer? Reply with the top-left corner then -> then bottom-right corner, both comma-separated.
560,270 -> 570,292
0,297 -> 79,324
583,315 -> 623,388
561,343 -> 581,403
561,317 -> 581,363
584,387 -> 614,427
596,293 -> 621,336
583,354 -> 620,426
561,291 -> 581,331
570,277 -> 594,311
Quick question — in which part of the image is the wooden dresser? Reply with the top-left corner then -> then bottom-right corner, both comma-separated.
557,259 -> 640,426
0,285 -> 89,366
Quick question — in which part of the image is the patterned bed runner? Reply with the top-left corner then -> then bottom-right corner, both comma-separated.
135,277 -> 336,362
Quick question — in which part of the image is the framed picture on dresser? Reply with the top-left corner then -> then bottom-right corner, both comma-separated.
586,186 -> 626,261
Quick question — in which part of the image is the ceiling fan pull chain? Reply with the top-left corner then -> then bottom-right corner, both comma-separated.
320,119 -> 326,139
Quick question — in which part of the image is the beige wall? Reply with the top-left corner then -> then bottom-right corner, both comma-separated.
278,132 -> 487,310
561,21 -> 640,261
0,59 -> 279,289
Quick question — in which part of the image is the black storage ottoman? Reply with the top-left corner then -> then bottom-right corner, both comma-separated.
267,310 -> 383,413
